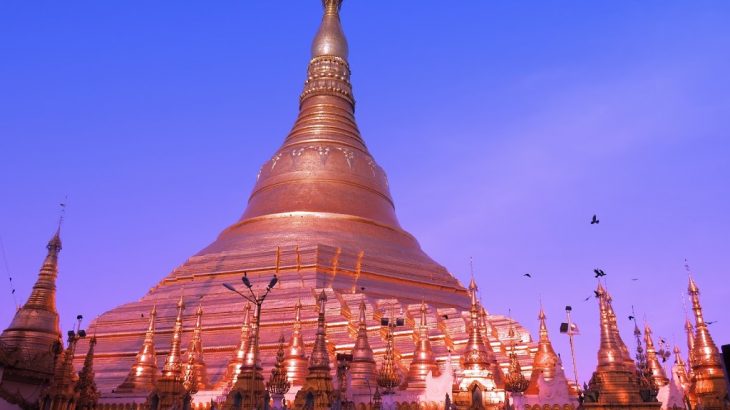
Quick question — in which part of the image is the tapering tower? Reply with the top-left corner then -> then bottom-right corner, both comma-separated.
294,290 -> 334,410
217,303 -> 251,390
687,277 -> 728,410
582,284 -> 660,409
672,346 -> 690,394
40,330 -> 82,410
116,305 -> 159,393
148,296 -> 191,409
504,348 -> 529,410
453,278 -> 502,409
224,304 -> 265,410
644,323 -> 669,388
267,335 -> 291,410
348,298 -> 377,400
183,304 -> 209,392
284,299 -> 308,389
0,229 -> 63,389
87,0 -> 535,398
524,307 -> 576,408
76,336 -> 100,410
406,301 -> 439,390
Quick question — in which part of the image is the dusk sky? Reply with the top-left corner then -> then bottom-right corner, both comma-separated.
1,1 -> 729,384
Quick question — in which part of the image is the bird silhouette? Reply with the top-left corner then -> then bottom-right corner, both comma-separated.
593,290 -> 601,298
707,321 -> 717,325
591,214 -> 600,224
631,278 -> 639,281
628,315 -> 635,321
442,314 -> 449,320
594,269 -> 606,278
584,296 -> 591,302
523,273 -> 532,278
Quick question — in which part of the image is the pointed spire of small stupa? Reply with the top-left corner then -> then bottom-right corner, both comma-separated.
0,228 -> 63,370
462,278 -> 489,371
643,322 -> 669,387
504,349 -> 529,394
294,290 -> 334,409
406,301 -> 439,389
285,298 -> 308,386
266,335 -> 291,398
218,303 -> 251,390
308,290 -> 331,370
526,306 -> 561,395
377,306 -> 402,394
595,284 -> 633,371
116,305 -> 158,392
183,304 -> 208,392
686,276 -> 728,408
75,336 -> 100,410
672,345 -> 690,393
349,297 -> 377,392
162,295 -> 185,378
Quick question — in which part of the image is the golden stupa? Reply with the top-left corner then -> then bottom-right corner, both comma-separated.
72,0 -> 536,407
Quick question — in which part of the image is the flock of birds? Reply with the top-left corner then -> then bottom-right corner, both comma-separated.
518,213 -> 717,326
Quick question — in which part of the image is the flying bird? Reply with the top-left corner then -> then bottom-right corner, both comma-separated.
591,214 -> 600,224
584,296 -> 591,302
523,273 -> 532,278
594,269 -> 606,278
628,315 -> 635,321
707,321 -> 717,325
631,278 -> 639,281
593,290 -> 601,298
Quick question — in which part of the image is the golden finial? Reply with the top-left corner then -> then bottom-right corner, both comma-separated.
183,304 -> 208,392
377,315 -> 401,394
285,298 -> 308,386
309,290 -> 330,369
643,322 -> 669,387
504,350 -> 529,394
407,301 -> 439,388
162,296 -> 185,378
350,298 -> 377,392
323,0 -> 343,16
685,276 -> 728,408
116,304 -> 158,392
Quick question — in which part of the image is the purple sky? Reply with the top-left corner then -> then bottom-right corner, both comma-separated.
1,1 -> 729,384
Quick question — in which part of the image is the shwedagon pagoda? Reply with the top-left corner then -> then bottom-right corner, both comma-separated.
1,1 -> 728,409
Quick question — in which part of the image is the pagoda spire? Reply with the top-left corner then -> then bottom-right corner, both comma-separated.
349,298 -> 377,394
462,277 -> 489,371
294,290 -> 334,409
643,323 -> 669,387
377,306 -> 402,395
75,336 -> 100,410
582,284 -> 660,407
526,306 -> 560,395
285,298 -> 308,387
0,229 -> 63,377
672,346 -> 690,394
406,301 -> 439,389
162,295 -> 185,378
478,306 -> 504,388
687,276 -> 728,409
267,335 -> 291,409
218,303 -> 251,390
116,304 -> 159,392
182,304 -> 209,392
40,330 -> 81,409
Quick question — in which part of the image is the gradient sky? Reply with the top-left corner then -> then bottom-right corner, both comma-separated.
1,1 -> 729,384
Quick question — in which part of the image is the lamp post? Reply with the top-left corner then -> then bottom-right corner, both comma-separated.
223,272 -> 278,409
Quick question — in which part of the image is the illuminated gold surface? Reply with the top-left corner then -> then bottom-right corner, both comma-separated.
525,307 -> 559,395
348,298 -> 376,394
643,323 -> 669,387
72,1 -> 539,404
182,304 -> 209,392
293,290 -> 333,409
687,277 -> 728,410
216,303 -> 251,391
115,305 -> 158,393
284,299 -> 308,388
266,335 -> 291,399
583,284 -> 661,409
0,230 -> 63,382
405,301 -> 439,390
